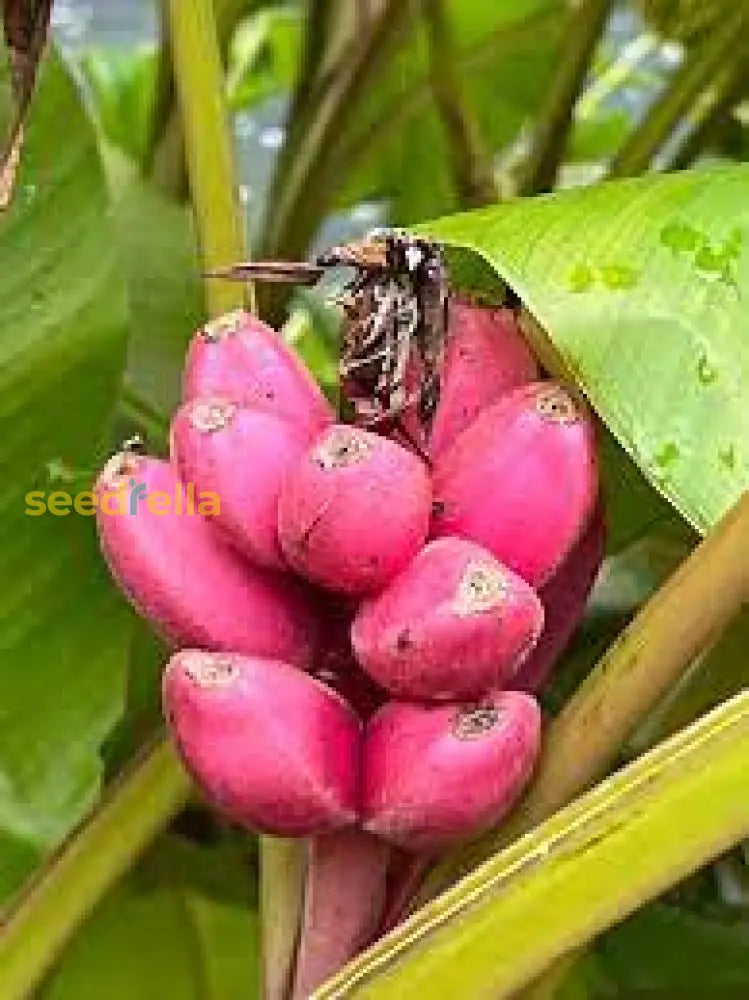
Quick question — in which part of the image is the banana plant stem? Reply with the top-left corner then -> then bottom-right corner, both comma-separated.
0,736 -> 190,1000
420,0 -> 497,207
260,836 -> 307,1000
667,57 -> 749,171
518,0 -> 614,194
167,0 -> 247,316
607,10 -> 748,178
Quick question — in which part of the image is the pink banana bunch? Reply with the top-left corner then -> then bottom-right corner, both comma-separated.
96,301 -> 603,996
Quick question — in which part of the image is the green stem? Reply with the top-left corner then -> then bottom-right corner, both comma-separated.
269,0 -> 348,190
418,490 -> 749,902
332,8 -> 559,216
576,31 -> 659,122
260,837 -> 307,1000
258,0 -> 413,261
148,0 -> 257,198
607,10 -> 748,178
0,737 -> 190,1000
167,0 -> 247,316
420,0 -> 497,207
518,0 -> 614,195
666,58 -> 749,171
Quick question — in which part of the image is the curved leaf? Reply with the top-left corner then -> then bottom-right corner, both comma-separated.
0,51 -> 129,896
425,166 -> 749,533
40,835 -> 259,1000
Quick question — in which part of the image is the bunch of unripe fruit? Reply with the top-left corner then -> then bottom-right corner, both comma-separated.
95,298 -> 602,990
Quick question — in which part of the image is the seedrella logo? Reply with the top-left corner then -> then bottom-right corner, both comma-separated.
25,478 -> 221,517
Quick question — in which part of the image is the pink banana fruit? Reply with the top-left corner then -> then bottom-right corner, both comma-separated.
278,424 -> 431,595
430,300 -> 539,458
362,692 -> 541,850
183,309 -> 334,438
352,538 -> 544,701
514,506 -> 605,693
163,650 -> 360,836
95,452 -> 316,667
170,397 -> 308,570
432,381 -> 598,587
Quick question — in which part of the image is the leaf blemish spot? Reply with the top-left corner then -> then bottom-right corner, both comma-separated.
696,355 -> 718,385
654,442 -> 680,469
599,264 -> 638,290
565,262 -> 595,293
660,221 -> 700,253
719,445 -> 737,471
695,243 -> 726,274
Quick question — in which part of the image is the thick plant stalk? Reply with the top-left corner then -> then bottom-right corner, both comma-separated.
260,837 -> 308,1000
418,490 -> 749,901
167,0 -> 246,316
378,855 -> 431,936
260,0 -> 412,258
420,0 -> 497,207
518,953 -> 586,1000
147,0 -> 250,195
607,8 -> 748,178
519,0 -> 614,194
666,58 -> 749,171
292,830 -> 390,999
0,738 -> 190,1000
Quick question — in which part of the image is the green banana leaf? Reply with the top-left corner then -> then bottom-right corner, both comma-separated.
425,165 -> 749,534
0,50 -> 130,898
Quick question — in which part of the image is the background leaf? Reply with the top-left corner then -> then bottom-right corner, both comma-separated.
39,833 -> 259,1000
0,49 -> 130,898
426,166 -> 749,533
596,902 -> 749,995
102,149 -> 203,422
226,7 -> 301,108
81,47 -> 160,167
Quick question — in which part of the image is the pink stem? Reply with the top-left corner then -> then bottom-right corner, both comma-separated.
377,852 -> 432,936
291,829 -> 390,998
